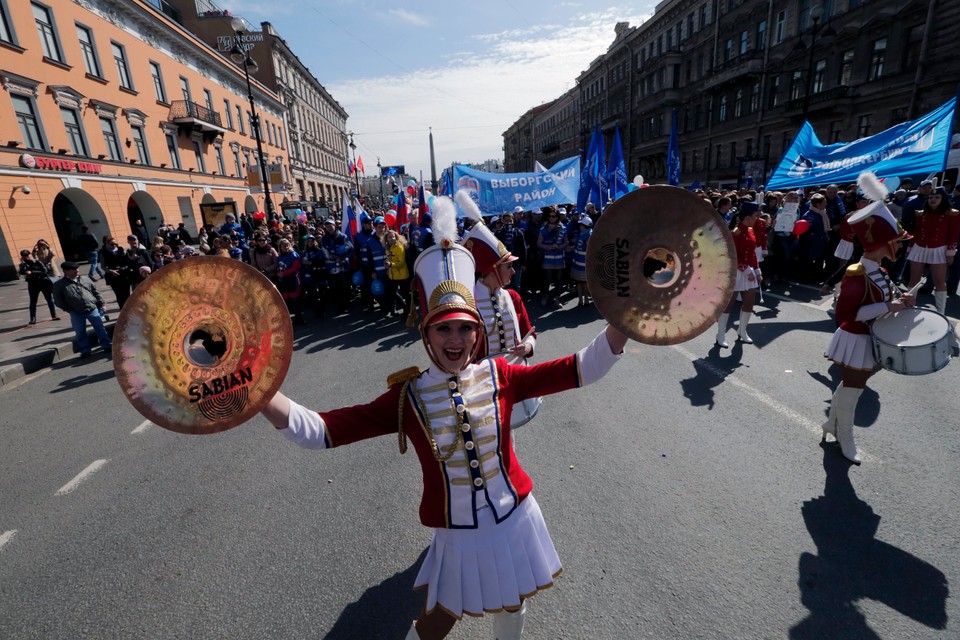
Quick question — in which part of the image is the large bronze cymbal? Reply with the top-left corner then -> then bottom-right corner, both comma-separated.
586,186 -> 736,345
113,256 -> 293,434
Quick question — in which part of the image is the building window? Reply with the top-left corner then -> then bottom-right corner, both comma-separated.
131,125 -> 149,165
180,76 -> 191,103
749,83 -> 760,113
904,25 -> 923,70
734,89 -> 743,117
869,38 -> 886,80
838,49 -> 854,86
1,0 -> 18,45
718,95 -> 727,122
724,38 -> 734,62
224,99 -> 233,128
729,141 -> 737,166
756,20 -> 767,50
215,146 -> 225,175
279,125 -> 284,149
699,4 -> 707,28
204,89 -> 214,112
76,24 -> 102,78
112,41 -> 133,90
813,59 -> 826,93
790,70 -> 803,100
236,105 -> 245,134
99,117 -> 122,161
857,114 -> 872,137
768,75 -> 780,108
739,31 -> 748,56
61,107 -> 88,156
232,148 -> 241,176
165,132 -> 181,169
830,120 -> 843,143
774,10 -> 786,44
192,139 -> 206,173
11,94 -> 46,150
149,62 -> 167,103
33,2 -> 64,63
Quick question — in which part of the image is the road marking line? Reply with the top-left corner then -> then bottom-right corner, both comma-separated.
56,459 -> 110,496
0,530 -> 16,552
672,345 -> 878,463
131,419 -> 153,434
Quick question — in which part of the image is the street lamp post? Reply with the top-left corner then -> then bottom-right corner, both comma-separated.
348,132 -> 361,198
801,5 -> 825,122
230,17 -> 275,220
376,157 -> 384,206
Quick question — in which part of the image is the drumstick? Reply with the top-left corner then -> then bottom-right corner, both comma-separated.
904,277 -> 926,298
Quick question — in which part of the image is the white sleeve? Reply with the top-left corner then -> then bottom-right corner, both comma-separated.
856,302 -> 889,323
281,399 -> 330,450
576,328 -> 623,387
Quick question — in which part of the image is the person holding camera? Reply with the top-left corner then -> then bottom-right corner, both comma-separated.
19,249 -> 60,324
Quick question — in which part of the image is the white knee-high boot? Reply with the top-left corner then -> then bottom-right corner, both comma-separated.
716,313 -> 730,348
934,290 -> 947,315
822,383 -> 843,441
492,602 -> 526,640
738,310 -> 754,344
834,386 -> 863,464
406,622 -> 422,640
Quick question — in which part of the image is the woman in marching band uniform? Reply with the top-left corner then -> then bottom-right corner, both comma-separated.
716,203 -> 761,347
261,196 -> 628,640
823,173 -> 913,464
906,185 -> 960,316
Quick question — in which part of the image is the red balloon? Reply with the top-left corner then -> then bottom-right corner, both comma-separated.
792,219 -> 810,237
384,212 -> 397,227
406,185 -> 416,196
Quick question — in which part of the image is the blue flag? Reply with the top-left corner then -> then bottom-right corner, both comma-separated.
606,126 -> 629,200
593,126 -> 607,208
766,97 -> 957,189
668,109 -> 681,186
577,127 -> 601,213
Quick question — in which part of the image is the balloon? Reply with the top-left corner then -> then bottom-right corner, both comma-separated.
633,175 -> 644,187
253,211 -> 266,220
627,184 -> 638,192
427,196 -> 436,206
406,185 -> 416,196
351,271 -> 364,287
641,183 -> 649,188
296,213 -> 307,223
883,176 -> 901,192
407,179 -> 416,187
371,279 -> 385,296
792,219 -> 811,237
384,212 -> 396,227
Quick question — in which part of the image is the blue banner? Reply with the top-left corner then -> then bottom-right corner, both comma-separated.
453,157 -> 581,215
766,97 -> 957,189
607,126 -> 629,201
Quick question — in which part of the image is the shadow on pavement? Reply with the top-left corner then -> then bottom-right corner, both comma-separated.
789,443 -> 949,639
806,365 -> 881,428
325,549 -> 428,640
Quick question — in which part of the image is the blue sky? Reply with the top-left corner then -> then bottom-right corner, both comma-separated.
219,0 -> 658,178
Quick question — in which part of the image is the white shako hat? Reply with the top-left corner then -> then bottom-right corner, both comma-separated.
412,195 -> 483,329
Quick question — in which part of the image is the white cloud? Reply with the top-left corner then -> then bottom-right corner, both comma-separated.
332,6 -> 652,176
387,8 -> 431,27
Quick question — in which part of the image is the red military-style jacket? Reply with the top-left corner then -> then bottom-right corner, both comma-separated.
835,262 -> 892,335
733,223 -> 759,271
912,209 -> 960,252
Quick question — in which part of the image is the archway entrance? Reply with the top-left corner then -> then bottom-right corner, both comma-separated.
52,189 -> 110,261
127,191 -> 164,242
243,195 -> 258,215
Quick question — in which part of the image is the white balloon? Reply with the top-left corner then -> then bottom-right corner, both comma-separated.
884,176 -> 900,193
633,175 -> 644,187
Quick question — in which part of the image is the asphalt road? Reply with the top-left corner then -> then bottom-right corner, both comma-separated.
1,291 -> 958,639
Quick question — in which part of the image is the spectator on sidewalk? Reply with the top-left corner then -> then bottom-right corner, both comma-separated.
18,249 -> 60,324
75,225 -> 103,280
33,239 -> 60,278
52,261 -> 112,359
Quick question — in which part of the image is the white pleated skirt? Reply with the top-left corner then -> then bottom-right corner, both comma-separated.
734,267 -> 760,292
825,328 -> 875,370
413,494 -> 562,619
834,239 -> 854,260
907,244 -> 947,264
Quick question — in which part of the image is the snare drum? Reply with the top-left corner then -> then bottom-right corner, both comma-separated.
483,351 -> 542,429
871,308 -> 954,375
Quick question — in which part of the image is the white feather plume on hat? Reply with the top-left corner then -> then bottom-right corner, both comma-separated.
455,189 -> 483,222
430,196 -> 459,246
858,171 -> 888,202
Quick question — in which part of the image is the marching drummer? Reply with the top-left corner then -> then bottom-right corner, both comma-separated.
905,183 -> 960,316
823,172 -> 913,464
458,191 -> 537,363
260,195 -> 628,640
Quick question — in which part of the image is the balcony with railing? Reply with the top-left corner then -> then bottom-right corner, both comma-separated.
785,85 -> 854,114
169,100 -> 227,135
703,50 -> 764,91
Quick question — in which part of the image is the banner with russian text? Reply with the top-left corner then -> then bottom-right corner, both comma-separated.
453,157 -> 581,215
766,97 -> 957,189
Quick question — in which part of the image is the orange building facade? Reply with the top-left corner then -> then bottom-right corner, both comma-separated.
0,0 -> 292,279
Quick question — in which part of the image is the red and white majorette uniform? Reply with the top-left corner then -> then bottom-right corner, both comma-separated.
907,201 -> 960,265
276,207 -> 622,627
732,222 -> 760,292
752,214 -> 769,265
822,181 -> 910,465
833,213 -> 856,261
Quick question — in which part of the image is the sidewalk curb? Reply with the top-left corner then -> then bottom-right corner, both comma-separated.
0,325 -> 113,387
